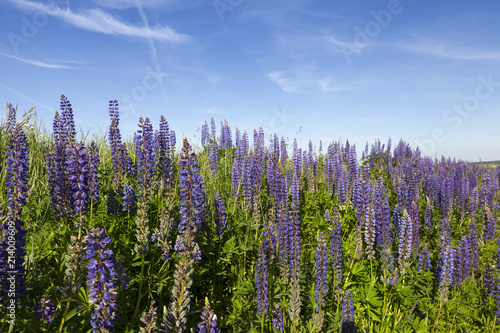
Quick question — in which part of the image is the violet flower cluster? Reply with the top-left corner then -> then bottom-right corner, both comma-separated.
197,298 -> 221,333
214,190 -> 226,237
86,228 -> 119,331
34,297 -> 56,323
256,242 -> 269,316
3,105 -> 30,303
341,289 -> 357,333
177,137 -> 206,257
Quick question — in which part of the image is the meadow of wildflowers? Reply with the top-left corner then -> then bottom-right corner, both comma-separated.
0,95 -> 500,332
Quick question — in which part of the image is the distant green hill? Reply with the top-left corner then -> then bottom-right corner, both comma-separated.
473,160 -> 500,166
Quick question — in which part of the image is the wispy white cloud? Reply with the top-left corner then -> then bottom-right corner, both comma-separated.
0,52 -> 76,69
135,0 -> 158,62
91,0 -> 168,10
359,116 -> 394,122
197,106 -> 226,115
0,83 -> 55,112
268,71 -> 364,94
397,37 -> 500,61
317,77 -> 365,92
267,71 -> 302,93
6,0 -> 190,42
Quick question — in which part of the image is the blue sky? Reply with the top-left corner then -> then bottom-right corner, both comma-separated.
1,0 -> 499,161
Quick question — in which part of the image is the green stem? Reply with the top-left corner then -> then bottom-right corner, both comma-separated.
132,254 -> 146,326
58,299 -> 72,333
431,302 -> 443,333
89,200 -> 94,228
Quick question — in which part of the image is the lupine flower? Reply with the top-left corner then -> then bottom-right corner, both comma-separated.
214,191 -> 226,237
468,187 -> 479,218
467,220 -> 479,271
197,297 -> 220,333
139,300 -> 158,333
201,120 -> 209,147
375,178 -> 392,249
178,137 -> 205,250
256,242 -> 269,316
87,141 -> 100,202
424,196 -> 433,230
315,232 -> 328,308
363,183 -> 376,259
209,138 -> 219,175
314,232 -> 328,330
328,208 -> 343,290
108,100 -> 124,175
122,181 -> 136,214
66,142 -> 89,219
485,265 -> 500,317
484,205 -> 497,241
210,116 -> 217,143
417,244 -> 431,271
289,173 -> 301,276
453,236 -> 471,286
288,275 -> 302,325
86,228 -> 119,331
5,122 -> 29,219
325,153 -> 334,196
46,96 -> 81,219
158,116 -> 173,191
4,118 -> 30,302
397,209 -> 413,272
271,304 -> 284,332
280,136 -> 288,165
164,256 -> 194,333
437,242 -> 455,304
220,119 -> 232,149
136,117 -> 157,197
61,234 -> 88,300
34,297 -> 56,323
342,289 -> 357,333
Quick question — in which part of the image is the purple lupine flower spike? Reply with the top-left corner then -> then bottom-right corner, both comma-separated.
437,242 -> 455,304
272,304 -> 284,332
256,242 -> 269,315
313,232 -> 328,330
86,228 -> 120,331
66,142 -> 90,221
177,137 -> 206,259
214,190 -> 226,237
34,297 -> 56,323
341,289 -> 356,333
197,297 -> 221,333
122,181 -> 136,214
87,141 -> 100,202
328,208 -> 343,290
4,115 -> 30,303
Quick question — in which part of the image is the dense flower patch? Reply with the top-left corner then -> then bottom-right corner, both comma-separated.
0,96 -> 499,332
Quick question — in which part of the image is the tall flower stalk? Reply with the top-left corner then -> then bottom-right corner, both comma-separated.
2,104 -> 29,313
164,138 -> 205,333
86,228 -> 120,332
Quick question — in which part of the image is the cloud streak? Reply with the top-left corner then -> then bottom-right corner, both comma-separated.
0,52 -> 76,69
7,0 -> 190,43
398,38 -> 500,61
